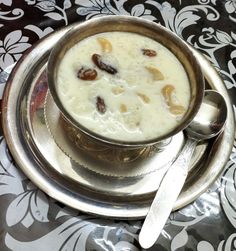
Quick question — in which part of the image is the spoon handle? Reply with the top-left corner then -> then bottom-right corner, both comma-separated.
139,138 -> 197,249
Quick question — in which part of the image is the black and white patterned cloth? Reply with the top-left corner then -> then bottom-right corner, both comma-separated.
0,1 -> 235,250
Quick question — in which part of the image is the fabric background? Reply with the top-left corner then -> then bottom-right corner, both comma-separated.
0,1 -> 235,250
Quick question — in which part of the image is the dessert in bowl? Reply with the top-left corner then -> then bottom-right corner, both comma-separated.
47,16 -> 204,159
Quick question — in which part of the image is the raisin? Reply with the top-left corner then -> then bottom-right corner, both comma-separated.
92,54 -> 117,74
96,96 -> 106,114
142,49 -> 157,57
77,67 -> 97,80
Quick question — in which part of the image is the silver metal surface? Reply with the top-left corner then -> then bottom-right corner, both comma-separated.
1,24 -> 235,219
186,90 -> 228,140
45,91 -> 184,179
139,90 -> 228,249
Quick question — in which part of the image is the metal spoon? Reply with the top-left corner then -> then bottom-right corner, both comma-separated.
139,90 -> 227,249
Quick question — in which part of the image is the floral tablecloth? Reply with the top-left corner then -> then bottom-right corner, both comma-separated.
0,0 -> 236,250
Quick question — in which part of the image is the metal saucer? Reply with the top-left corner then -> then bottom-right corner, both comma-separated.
2,25 -> 235,219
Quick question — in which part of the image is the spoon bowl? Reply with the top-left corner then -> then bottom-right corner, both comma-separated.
139,90 -> 227,249
186,90 -> 227,141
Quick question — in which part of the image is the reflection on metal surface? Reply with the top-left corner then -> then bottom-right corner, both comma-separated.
44,89 -> 186,178
1,25 -> 235,219
55,111 -> 170,164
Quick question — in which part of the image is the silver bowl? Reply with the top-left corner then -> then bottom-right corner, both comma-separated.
47,16 -> 204,160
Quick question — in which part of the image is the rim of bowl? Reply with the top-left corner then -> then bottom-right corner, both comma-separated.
47,16 -> 205,148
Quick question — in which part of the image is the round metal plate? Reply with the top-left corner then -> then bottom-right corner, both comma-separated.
1,25 -> 235,219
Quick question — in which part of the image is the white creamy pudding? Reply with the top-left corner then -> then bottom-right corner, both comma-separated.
57,32 -> 191,141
